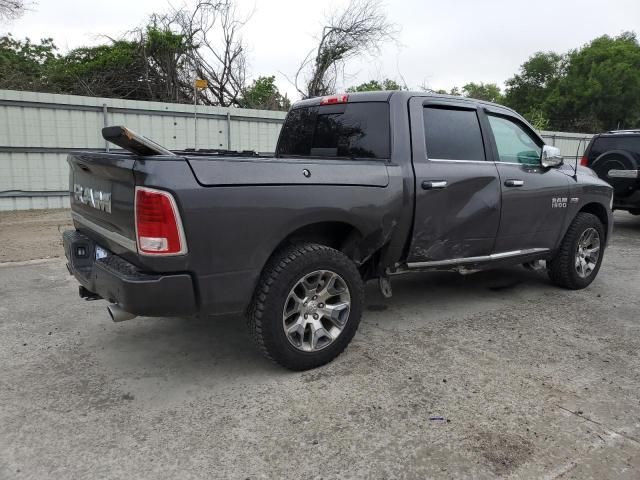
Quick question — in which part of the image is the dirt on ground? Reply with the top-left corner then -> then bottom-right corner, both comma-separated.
0,209 -> 73,263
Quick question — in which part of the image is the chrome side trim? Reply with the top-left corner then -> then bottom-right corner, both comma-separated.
71,212 -> 137,252
496,161 -> 541,167
608,169 -> 639,179
406,248 -> 549,269
427,158 -> 489,164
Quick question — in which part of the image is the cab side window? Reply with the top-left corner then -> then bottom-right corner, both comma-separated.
423,107 -> 486,161
488,115 -> 542,165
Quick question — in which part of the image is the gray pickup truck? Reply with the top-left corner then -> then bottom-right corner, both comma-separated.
63,91 -> 613,370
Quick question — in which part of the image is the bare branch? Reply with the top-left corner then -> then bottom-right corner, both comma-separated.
164,0 -> 249,106
296,0 -> 397,98
0,0 -> 32,21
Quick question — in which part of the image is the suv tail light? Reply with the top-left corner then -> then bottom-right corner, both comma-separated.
320,94 -> 348,105
580,155 -> 589,166
135,187 -> 187,255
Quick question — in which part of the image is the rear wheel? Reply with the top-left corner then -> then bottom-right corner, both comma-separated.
548,212 -> 605,289
248,243 -> 364,371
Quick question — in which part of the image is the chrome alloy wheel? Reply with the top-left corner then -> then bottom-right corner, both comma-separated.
575,227 -> 601,278
282,270 -> 351,352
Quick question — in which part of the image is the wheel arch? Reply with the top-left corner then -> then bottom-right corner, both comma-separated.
276,221 -> 362,252
579,202 -> 609,240
258,219 -> 391,283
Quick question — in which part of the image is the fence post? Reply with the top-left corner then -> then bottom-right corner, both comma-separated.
102,104 -> 109,152
226,111 -> 232,150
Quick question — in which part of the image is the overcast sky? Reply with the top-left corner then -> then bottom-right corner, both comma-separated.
4,0 -> 640,100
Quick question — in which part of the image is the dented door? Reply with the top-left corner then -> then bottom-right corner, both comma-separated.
407,97 -> 501,263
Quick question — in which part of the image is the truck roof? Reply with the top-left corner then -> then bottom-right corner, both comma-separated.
292,90 -> 517,114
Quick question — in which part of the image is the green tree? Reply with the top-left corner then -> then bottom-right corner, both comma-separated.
461,82 -> 503,103
240,76 -> 290,110
0,35 -> 57,91
0,2 -> 252,107
503,51 -> 564,127
525,107 -> 550,131
346,78 -> 404,92
0,30 -> 192,101
545,32 -> 640,132
430,86 -> 460,96
46,41 -> 149,99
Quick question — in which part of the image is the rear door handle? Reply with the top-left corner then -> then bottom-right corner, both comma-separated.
422,180 -> 448,190
504,179 -> 524,187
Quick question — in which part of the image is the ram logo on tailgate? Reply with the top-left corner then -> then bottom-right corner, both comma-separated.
73,184 -> 112,213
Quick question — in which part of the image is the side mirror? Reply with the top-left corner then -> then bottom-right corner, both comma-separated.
541,145 -> 563,168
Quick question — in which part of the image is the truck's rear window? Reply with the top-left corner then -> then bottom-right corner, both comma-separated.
276,102 -> 390,159
590,136 -> 640,158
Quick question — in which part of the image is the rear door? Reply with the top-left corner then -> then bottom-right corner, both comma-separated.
407,97 -> 501,263
482,109 -> 570,252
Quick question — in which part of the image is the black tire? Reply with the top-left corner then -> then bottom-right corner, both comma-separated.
248,243 -> 364,371
548,212 -> 605,290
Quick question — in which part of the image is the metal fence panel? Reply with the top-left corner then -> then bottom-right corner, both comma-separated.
539,130 -> 593,161
0,89 -> 287,211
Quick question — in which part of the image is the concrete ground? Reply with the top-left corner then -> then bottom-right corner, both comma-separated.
0,211 -> 639,479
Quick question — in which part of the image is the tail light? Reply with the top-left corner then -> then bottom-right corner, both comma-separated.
320,94 -> 348,105
580,155 -> 589,166
135,187 -> 187,255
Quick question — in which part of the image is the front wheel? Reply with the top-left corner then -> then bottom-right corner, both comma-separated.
248,243 -> 364,371
548,212 -> 605,289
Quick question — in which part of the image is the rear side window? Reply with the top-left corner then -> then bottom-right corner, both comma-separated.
276,102 -> 390,159
423,107 -> 486,161
590,136 -> 640,158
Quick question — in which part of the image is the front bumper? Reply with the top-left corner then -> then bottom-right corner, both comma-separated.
63,230 -> 197,316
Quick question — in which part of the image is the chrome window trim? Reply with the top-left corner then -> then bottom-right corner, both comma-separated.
426,158 -> 540,167
406,248 -> 549,269
71,212 -> 137,252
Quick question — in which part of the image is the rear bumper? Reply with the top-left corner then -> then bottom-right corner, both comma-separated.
63,230 -> 197,317
613,190 -> 640,211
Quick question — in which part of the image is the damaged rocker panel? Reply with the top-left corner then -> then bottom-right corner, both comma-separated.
402,247 -> 550,270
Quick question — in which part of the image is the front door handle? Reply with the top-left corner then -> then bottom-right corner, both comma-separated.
422,180 -> 448,190
504,179 -> 524,187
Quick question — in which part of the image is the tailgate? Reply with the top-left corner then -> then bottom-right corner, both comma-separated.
67,152 -> 137,253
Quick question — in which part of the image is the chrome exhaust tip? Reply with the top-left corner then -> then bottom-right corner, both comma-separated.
107,304 -> 137,322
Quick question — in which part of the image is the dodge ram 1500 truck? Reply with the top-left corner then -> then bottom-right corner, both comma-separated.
63,91 -> 614,370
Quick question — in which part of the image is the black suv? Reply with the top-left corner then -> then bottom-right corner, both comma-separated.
582,130 -> 640,214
